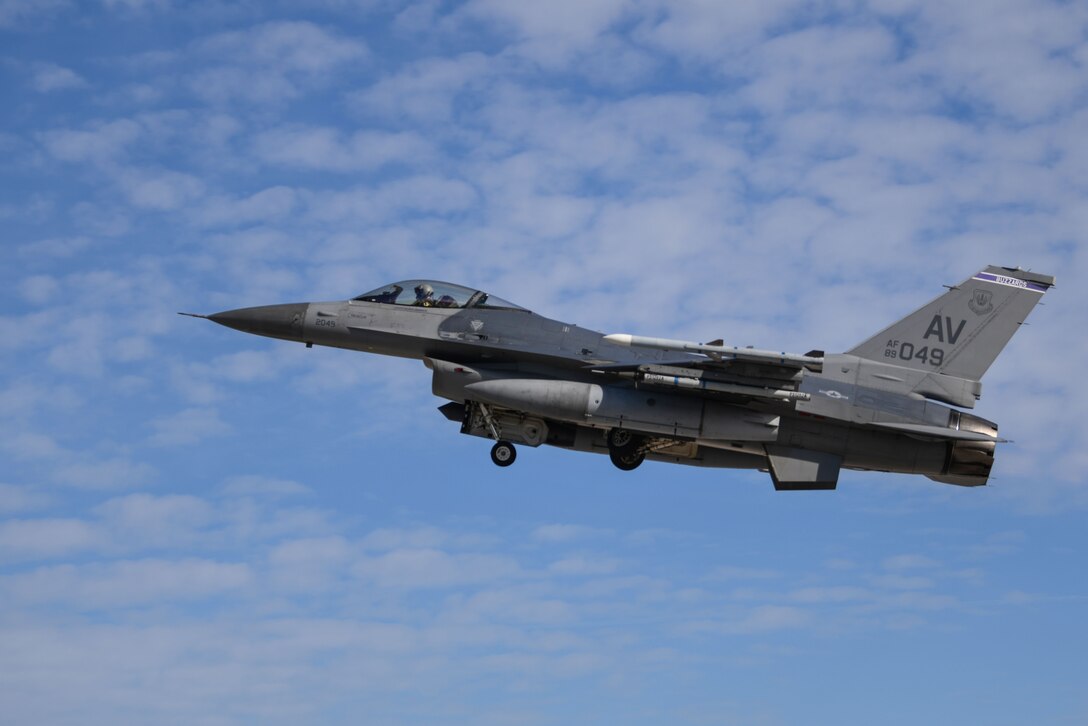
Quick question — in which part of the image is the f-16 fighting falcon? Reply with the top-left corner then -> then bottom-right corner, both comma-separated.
183,266 -> 1053,490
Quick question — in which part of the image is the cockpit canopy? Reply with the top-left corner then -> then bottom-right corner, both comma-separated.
352,280 -> 527,311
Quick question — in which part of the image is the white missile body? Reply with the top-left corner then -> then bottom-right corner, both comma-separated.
603,333 -> 823,371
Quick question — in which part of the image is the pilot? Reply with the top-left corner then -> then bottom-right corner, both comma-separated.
413,283 -> 436,307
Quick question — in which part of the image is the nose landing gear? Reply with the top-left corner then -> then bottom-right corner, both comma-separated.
490,441 -> 517,467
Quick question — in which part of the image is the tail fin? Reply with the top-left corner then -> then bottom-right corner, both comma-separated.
846,266 -> 1054,382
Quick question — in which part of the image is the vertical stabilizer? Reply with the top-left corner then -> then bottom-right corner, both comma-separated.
845,266 -> 1054,382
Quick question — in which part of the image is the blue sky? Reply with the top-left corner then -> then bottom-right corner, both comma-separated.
1,1 -> 1086,723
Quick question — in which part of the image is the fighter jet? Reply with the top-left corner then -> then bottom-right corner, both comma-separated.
183,266 -> 1053,490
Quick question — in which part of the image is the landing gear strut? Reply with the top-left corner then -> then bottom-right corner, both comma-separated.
490,441 -> 517,467
607,428 -> 645,471
472,401 -> 517,468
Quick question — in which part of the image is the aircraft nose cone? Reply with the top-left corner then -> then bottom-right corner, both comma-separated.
208,303 -> 309,341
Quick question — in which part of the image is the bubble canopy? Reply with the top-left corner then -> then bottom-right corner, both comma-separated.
352,280 -> 527,311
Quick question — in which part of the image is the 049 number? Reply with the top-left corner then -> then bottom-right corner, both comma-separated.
884,341 -> 945,367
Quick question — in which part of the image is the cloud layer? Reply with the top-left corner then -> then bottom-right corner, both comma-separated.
1,1 -> 1086,723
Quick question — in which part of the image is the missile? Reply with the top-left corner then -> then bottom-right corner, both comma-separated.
603,334 -> 823,371
638,373 -> 810,402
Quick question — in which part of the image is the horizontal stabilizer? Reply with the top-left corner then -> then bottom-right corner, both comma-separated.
868,421 -> 1007,443
926,474 -> 988,487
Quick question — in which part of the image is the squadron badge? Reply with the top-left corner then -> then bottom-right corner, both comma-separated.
968,288 -> 994,315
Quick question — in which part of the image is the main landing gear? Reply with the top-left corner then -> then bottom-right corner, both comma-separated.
607,428 -> 645,471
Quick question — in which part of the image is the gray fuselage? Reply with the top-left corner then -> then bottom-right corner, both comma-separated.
205,294 -> 990,488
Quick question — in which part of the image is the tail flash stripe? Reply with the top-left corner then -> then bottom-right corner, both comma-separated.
972,272 -> 1049,293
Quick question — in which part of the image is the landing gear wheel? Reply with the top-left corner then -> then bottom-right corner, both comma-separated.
490,441 -> 517,467
607,427 -> 637,453
609,448 -> 645,471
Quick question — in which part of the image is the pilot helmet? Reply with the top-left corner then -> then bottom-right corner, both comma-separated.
414,283 -> 434,298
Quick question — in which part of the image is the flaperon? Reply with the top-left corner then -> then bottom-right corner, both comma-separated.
183,265 -> 1054,490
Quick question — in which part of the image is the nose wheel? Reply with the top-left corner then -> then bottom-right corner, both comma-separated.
490,441 -> 517,467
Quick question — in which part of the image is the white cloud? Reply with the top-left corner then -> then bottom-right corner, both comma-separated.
94,493 -> 215,544
222,475 -> 311,497
361,526 -> 453,551
17,274 -> 60,305
306,176 -> 478,223
2,431 -> 67,460
705,565 -> 780,582
148,406 -> 230,446
882,554 -> 939,571
691,604 -> 811,635
53,458 -> 155,490
0,380 -> 82,419
239,344 -> 316,384
199,21 -> 368,73
531,523 -> 607,542
351,52 -> 494,122
461,0 -> 633,68
113,335 -> 153,361
548,555 -> 621,576
872,574 -> 935,590
268,536 -> 351,591
269,536 -> 351,568
900,0 -> 1087,123
789,586 -> 872,604
38,118 -> 141,163
30,62 -> 87,92
353,548 -> 520,589
1,3 -> 1086,721
0,518 -> 105,561
195,186 -> 297,228
116,166 -> 204,210
187,21 -> 368,105
0,483 -> 52,513
639,0 -> 805,61
3,558 -> 253,606
450,585 -> 576,625
101,0 -> 171,11
735,604 -> 811,633
0,0 -> 68,28
70,203 -> 130,235
188,66 -> 299,105
251,126 -> 433,172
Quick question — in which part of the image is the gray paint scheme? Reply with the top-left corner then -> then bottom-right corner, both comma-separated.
190,266 -> 1054,490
